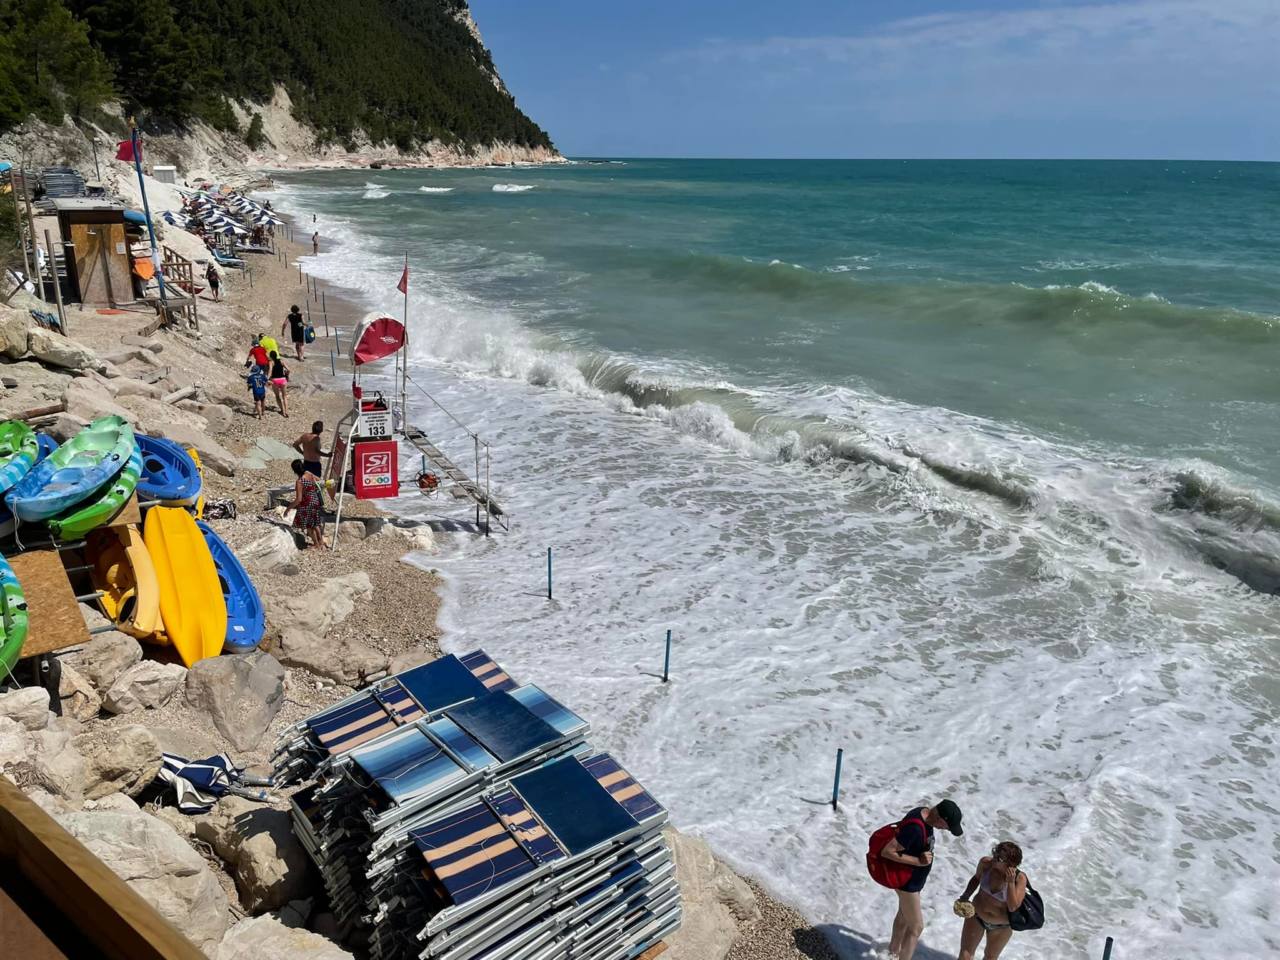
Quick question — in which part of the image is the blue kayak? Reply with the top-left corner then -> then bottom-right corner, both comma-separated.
137,435 -> 202,505
196,520 -> 264,653
6,415 -> 134,522
0,436 -> 54,538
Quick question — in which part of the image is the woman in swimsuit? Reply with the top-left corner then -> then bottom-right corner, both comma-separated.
954,841 -> 1028,960
268,350 -> 290,418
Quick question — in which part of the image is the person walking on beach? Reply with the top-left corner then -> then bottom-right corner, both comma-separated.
283,305 -> 307,361
205,262 -> 221,301
287,459 -> 326,549
292,421 -> 330,480
245,363 -> 268,419
259,332 -> 279,359
870,799 -> 964,960
954,841 -> 1030,960
244,336 -> 269,375
268,350 -> 290,417
312,231 -> 319,255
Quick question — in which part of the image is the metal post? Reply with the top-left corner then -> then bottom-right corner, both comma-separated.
329,350 -> 336,376
474,435 -> 481,527
832,748 -> 844,810
1102,937 -> 1114,960
662,629 -> 672,683
322,291 -> 327,318
298,263 -> 302,285
90,137 -> 101,181
11,176 -> 34,299
484,443 -> 491,537
43,230 -> 67,333
329,419 -> 360,552
20,169 -> 44,304
547,547 -> 552,600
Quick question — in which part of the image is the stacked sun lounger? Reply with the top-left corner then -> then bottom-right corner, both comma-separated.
275,651 -> 680,960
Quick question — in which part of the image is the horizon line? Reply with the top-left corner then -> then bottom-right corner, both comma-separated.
564,154 -> 1278,164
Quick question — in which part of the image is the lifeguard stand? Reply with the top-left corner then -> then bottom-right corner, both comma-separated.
328,313 -> 506,548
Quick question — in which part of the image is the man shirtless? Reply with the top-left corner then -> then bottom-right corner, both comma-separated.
293,421 -> 330,479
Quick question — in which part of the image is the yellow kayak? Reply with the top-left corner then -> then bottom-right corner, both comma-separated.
143,506 -> 226,666
86,525 -> 161,638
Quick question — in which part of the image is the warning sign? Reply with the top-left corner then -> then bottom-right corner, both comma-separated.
352,440 -> 399,499
357,408 -> 392,438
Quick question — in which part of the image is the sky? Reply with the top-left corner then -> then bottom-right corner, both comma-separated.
469,0 -> 1280,160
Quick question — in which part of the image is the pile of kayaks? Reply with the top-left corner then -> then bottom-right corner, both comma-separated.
0,416 -> 265,670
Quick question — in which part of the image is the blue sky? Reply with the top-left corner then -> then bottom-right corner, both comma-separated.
469,0 -> 1279,160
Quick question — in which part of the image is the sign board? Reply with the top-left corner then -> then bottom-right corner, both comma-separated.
357,408 -> 392,438
352,440 -> 399,499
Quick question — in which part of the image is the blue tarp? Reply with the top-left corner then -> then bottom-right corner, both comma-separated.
124,209 -> 147,224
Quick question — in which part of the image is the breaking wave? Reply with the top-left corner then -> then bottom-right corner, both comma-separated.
362,182 -> 390,199
418,186 -> 454,194
492,184 -> 535,193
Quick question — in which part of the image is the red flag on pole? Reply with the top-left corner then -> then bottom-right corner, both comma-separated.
396,259 -> 409,295
115,138 -> 140,163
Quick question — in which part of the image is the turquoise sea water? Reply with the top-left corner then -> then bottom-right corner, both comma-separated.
276,160 -> 1280,959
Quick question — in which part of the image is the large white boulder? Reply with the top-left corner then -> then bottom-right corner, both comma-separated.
185,652 -> 286,752
195,796 -> 314,914
265,572 -> 388,682
63,377 -> 135,423
28,327 -> 100,371
74,724 -> 162,800
0,686 -> 53,730
103,661 -> 187,714
0,305 -> 31,358
150,421 -> 239,476
64,630 -> 143,693
240,526 -> 301,575
216,916 -> 353,960
56,806 -> 230,952
57,661 -> 102,721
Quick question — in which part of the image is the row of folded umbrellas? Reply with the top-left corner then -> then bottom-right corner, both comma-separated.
164,189 -> 284,238
273,649 -> 680,960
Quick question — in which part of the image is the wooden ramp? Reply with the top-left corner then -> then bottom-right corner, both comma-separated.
404,427 -> 509,531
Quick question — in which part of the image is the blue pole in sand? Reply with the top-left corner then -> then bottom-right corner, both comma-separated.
547,548 -> 552,600
662,629 -> 672,683
329,351 -> 335,376
832,748 -> 844,809
1102,937 -> 1114,960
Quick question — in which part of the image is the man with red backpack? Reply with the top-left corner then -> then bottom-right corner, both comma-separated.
868,799 -> 964,960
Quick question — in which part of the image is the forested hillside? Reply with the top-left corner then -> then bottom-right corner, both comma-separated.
0,0 -> 552,151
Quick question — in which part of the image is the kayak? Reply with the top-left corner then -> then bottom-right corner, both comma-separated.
0,434 -> 56,539
136,435 -> 201,505
86,524 -> 161,638
0,553 -> 29,675
6,415 -> 135,522
143,506 -> 226,666
197,520 -> 264,652
187,447 -> 206,520
49,443 -> 143,541
0,421 -> 38,497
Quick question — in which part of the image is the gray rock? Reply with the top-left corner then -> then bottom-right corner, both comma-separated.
276,898 -> 312,929
275,632 -> 387,685
63,377 -> 135,423
107,377 -> 164,399
56,806 -> 230,951
74,724 -> 162,800
149,725 -> 223,763
0,716 -> 27,766
150,421 -> 239,476
43,411 -> 90,442
240,526 -> 301,575
103,661 -> 187,714
336,520 -> 367,542
216,916 -> 353,960
195,796 -> 314,914
121,333 -> 163,352
177,399 -> 234,431
185,652 -> 286,752
0,305 -> 30,359
28,327 -> 101,371
664,827 -> 759,960
0,686 -> 53,730
64,629 -> 143,692
57,661 -> 102,721
254,436 -> 300,460
264,572 -> 386,682
387,648 -> 434,675
25,726 -> 88,801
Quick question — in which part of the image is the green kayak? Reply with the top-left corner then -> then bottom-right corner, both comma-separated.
0,553 -> 28,676
48,443 -> 144,541
0,420 -> 38,497
7,415 -> 135,522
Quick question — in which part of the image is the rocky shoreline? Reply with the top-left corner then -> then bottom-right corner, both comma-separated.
0,202 -> 837,958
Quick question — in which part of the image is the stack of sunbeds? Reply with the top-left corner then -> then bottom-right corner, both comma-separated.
274,651 -> 680,960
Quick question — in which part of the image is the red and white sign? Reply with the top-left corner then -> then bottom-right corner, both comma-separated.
352,440 -> 400,499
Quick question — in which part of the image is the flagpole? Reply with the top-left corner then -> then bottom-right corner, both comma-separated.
401,253 -> 409,432
129,119 -> 169,322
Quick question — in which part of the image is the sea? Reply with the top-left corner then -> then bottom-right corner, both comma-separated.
271,159 -> 1280,960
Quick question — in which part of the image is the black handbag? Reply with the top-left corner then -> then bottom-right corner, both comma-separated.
1009,876 -> 1045,931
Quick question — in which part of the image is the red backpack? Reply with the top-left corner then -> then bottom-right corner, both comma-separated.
866,816 -> 926,889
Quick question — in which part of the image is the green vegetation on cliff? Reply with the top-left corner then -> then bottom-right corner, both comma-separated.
0,0 -> 552,150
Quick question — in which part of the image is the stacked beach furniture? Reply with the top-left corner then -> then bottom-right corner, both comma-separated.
273,651 -> 680,960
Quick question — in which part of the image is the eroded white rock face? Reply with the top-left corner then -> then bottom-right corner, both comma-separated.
56,806 -> 231,952
74,724 -> 162,800
185,652 -> 286,752
65,630 -> 144,693
664,827 -> 760,960
0,686 -> 53,730
264,572 -> 388,683
103,661 -> 187,714
28,326 -> 101,370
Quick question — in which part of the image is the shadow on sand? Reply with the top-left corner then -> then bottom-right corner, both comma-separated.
794,924 -> 954,960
